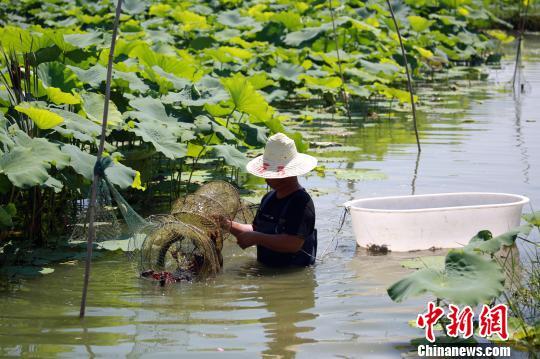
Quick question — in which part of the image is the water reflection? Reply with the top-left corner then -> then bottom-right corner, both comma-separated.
236,262 -> 318,358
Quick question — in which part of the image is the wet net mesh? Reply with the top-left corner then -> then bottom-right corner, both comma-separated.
69,176 -> 254,284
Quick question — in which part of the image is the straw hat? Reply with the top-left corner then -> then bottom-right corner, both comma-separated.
246,133 -> 317,179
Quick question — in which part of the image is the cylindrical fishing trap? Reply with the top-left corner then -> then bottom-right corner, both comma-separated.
138,181 -> 248,284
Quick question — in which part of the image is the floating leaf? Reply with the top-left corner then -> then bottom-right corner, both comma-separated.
217,10 -> 256,28
14,104 -> 64,129
388,250 -> 505,306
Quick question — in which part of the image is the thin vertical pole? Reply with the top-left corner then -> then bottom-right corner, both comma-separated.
80,0 -> 123,319
386,0 -> 421,153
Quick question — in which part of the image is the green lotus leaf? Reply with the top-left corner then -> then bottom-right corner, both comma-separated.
0,131 -> 69,189
463,225 -> 533,254
359,59 -> 400,77
51,108 -> 101,144
67,64 -> 107,88
63,31 -> 104,49
150,65 -> 191,89
113,70 -> 149,93
0,204 -> 15,228
131,120 -> 187,159
239,123 -> 268,146
123,0 -> 148,15
270,12 -> 303,31
248,72 -> 275,90
128,96 -> 176,123
217,10 -> 256,28
522,211 -> 540,226
81,92 -> 123,127
61,144 -> 139,189
407,15 -> 434,32
373,83 -> 416,104
299,74 -> 342,90
221,73 -> 273,121
211,144 -> 248,169
14,103 -> 64,129
46,87 -> 80,105
387,250 -> 505,306
283,27 -> 323,47
37,62 -> 78,92
270,62 -> 304,83
330,168 -> 387,181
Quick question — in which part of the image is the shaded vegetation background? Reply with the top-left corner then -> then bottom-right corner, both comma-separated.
0,0 -> 519,257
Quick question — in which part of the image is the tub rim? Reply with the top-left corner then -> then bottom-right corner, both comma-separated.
342,192 -> 530,214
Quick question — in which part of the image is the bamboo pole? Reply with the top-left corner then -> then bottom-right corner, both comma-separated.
512,0 -> 530,93
385,0 -> 421,153
79,0 -> 123,319
327,0 -> 352,122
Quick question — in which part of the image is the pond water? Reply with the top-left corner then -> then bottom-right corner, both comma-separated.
1,37 -> 539,358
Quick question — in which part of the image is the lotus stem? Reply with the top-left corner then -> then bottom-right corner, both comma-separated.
80,0 -> 123,319
385,0 -> 421,153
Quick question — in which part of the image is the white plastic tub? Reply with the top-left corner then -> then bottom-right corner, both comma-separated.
343,192 -> 529,252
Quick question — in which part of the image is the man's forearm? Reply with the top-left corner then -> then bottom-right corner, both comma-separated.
252,232 -> 304,253
228,221 -> 253,237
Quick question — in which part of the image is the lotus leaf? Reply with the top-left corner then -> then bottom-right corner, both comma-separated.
131,120 -> 187,159
81,92 -> 123,127
463,225 -> 533,254
0,131 -> 69,188
283,27 -> 323,47
239,123 -> 268,146
37,62 -> 78,92
127,96 -> 176,124
387,250 -> 505,306
522,211 -> 540,226
67,64 -> 108,88
221,73 -> 273,121
63,31 -> 104,49
270,62 -> 304,83
217,10 -> 256,28
14,103 -> 64,129
407,15 -> 434,32
211,144 -> 248,169
123,0 -> 147,15
46,87 -> 80,105
0,203 -> 16,228
51,108 -> 101,144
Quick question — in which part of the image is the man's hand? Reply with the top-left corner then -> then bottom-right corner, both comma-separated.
236,231 -> 259,249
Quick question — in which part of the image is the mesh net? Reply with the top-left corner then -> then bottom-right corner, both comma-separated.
69,179 -> 121,243
70,178 -> 246,285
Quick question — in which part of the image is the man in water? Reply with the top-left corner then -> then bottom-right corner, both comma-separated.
223,133 -> 318,267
